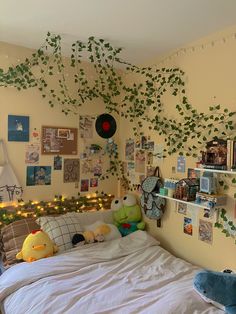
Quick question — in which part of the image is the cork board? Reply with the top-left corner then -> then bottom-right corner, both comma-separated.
41,126 -> 78,155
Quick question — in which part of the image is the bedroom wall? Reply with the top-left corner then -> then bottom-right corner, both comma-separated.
119,25 -> 236,271
0,42 -> 118,202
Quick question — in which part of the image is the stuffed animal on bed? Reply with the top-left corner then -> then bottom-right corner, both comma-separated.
112,194 -> 145,236
194,270 -> 236,314
72,224 -> 111,246
16,230 -> 58,263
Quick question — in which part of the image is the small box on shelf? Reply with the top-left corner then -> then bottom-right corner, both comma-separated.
195,192 -> 227,208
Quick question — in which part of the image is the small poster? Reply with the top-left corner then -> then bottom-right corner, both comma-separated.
8,115 -> 29,142
125,139 -> 135,160
54,156 -> 62,170
64,159 -> 80,183
187,168 -> 200,179
147,141 -> 154,151
127,162 -> 135,171
178,203 -> 187,215
146,166 -> 156,176
90,178 -> 98,188
146,151 -> 153,165
141,136 -> 147,149
31,128 -> 40,143
81,159 -> 94,175
25,144 -> 40,164
94,160 -> 102,177
153,144 -> 164,163
177,156 -> 186,173
135,150 -> 145,173
26,166 -> 51,186
183,217 -> 193,236
199,219 -> 213,244
79,115 -> 94,138
81,179 -> 89,192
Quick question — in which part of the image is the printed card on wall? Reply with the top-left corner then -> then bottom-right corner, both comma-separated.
141,136 -> 147,149
199,219 -> 213,244
146,141 -> 154,151
177,203 -> 187,215
81,179 -> 89,192
135,150 -> 145,173
8,115 -> 29,142
79,115 -> 94,138
153,144 -> 164,163
31,128 -> 40,143
26,166 -> 51,186
64,159 -> 80,183
177,156 -> 186,173
146,151 -> 153,165
183,217 -> 193,236
125,139 -> 135,160
93,159 -> 102,177
81,159 -> 94,175
187,168 -> 200,179
90,178 -> 98,188
54,156 -> 62,170
25,144 -> 40,164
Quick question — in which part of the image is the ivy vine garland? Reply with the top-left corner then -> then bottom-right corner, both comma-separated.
1,33 -> 236,242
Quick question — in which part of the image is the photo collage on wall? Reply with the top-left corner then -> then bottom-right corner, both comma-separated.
6,113 -> 105,194
123,135 -> 164,192
175,164 -> 213,245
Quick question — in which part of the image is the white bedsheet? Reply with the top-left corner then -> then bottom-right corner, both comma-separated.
0,231 -> 222,314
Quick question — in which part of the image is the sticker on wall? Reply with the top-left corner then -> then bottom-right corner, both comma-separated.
178,203 -> 187,215
203,207 -> 214,219
183,217 -> 193,236
135,150 -> 145,173
64,159 -> 80,183
54,156 -> 62,170
8,115 -> 29,142
187,204 -> 198,226
199,219 -> 213,245
90,178 -> 98,188
125,139 -> 135,161
177,156 -> 186,173
81,179 -> 89,192
26,166 -> 51,186
79,115 -> 94,138
25,144 -> 40,164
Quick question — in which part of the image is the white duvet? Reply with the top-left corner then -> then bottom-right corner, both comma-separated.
0,231 -> 222,314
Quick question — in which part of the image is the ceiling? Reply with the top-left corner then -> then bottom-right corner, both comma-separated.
1,0 -> 236,64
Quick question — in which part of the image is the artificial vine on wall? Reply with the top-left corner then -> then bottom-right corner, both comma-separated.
1,33 -> 236,241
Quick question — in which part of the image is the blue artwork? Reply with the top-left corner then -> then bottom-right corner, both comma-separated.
26,166 -> 52,186
177,156 -> 186,173
8,115 -> 29,142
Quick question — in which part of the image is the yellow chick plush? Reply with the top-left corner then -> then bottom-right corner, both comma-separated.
16,230 -> 58,263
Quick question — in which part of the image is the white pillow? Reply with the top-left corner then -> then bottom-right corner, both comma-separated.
67,210 -> 114,226
84,221 -> 121,241
36,215 -> 82,253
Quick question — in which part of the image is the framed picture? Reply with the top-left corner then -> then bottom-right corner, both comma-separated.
8,115 -> 29,142
26,166 -> 51,186
57,129 -> 70,139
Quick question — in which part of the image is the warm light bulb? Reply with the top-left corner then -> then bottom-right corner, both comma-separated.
40,208 -> 44,212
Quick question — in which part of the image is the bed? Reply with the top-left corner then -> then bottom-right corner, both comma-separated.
0,228 -> 223,314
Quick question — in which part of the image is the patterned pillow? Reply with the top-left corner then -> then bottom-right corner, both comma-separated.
0,218 -> 40,266
36,215 -> 82,253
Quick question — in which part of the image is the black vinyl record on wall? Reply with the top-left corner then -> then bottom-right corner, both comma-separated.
95,114 -> 117,139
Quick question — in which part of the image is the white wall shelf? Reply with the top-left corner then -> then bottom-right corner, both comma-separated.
194,168 -> 236,175
155,193 -> 216,210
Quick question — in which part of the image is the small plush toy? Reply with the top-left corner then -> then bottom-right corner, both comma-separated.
72,233 -> 85,246
112,194 -> 145,236
93,224 -> 111,242
16,230 -> 58,263
83,230 -> 96,244
194,270 -> 236,314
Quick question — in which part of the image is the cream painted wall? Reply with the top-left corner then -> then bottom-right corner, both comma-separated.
119,25 -> 236,271
0,42 -> 118,201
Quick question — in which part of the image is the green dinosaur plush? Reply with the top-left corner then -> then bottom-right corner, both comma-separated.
112,194 -> 145,236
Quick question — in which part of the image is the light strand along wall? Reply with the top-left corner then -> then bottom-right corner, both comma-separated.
0,41 -> 118,202
119,25 -> 236,271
